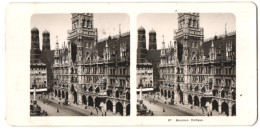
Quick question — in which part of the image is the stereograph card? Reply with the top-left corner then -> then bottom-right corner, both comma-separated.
5,2 -> 257,126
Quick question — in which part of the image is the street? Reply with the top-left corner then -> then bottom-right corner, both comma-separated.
140,94 -> 203,116
31,94 -> 118,116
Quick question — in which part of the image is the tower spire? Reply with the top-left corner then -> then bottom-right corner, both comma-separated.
119,23 -> 121,37
211,40 -> 214,47
162,35 -> 165,49
225,23 -> 227,36
56,36 -> 59,50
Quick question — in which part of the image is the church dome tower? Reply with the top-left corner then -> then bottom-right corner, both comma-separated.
149,29 -> 157,50
137,26 -> 148,63
42,30 -> 50,51
30,27 -> 41,63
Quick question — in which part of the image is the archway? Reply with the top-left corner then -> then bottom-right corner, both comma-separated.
126,92 -> 130,100
95,87 -> 100,93
62,91 -> 65,99
179,90 -> 183,104
171,91 -> 175,99
161,89 -> 163,96
201,97 -> 206,107
116,102 -> 123,116
70,85 -> 75,92
116,90 -> 120,98
194,96 -> 199,106
58,90 -> 61,98
82,95 -> 87,105
55,90 -> 57,97
73,92 -> 77,104
106,100 -> 113,112
88,96 -> 94,106
212,100 -> 219,111
95,97 -> 101,109
221,102 -> 229,116
126,104 -> 130,116
232,104 -> 236,116
83,85 -> 87,91
167,90 -> 171,98
188,94 -> 193,104
65,92 -> 68,100
164,90 -> 167,98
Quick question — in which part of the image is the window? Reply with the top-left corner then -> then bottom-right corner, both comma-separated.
216,79 -> 221,85
225,79 -> 231,86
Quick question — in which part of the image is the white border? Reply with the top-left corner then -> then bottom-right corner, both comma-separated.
4,2 -> 257,126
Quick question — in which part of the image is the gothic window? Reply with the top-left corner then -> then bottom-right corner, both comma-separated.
82,19 -> 86,27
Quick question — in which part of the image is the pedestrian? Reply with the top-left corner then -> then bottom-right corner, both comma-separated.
105,112 -> 107,116
163,108 -> 165,112
57,108 -> 59,113
90,111 -> 93,115
102,113 -> 103,116
202,107 -> 204,114
96,107 -> 98,114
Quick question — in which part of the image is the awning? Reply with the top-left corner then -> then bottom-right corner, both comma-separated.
136,88 -> 154,92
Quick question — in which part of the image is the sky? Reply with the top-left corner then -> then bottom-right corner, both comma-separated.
31,13 -> 130,50
137,13 -> 236,49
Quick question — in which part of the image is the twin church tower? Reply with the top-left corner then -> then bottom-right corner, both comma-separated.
30,27 -> 51,63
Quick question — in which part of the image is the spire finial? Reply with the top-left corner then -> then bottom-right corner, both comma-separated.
211,40 -> 214,47
163,35 -> 164,42
56,36 -> 58,43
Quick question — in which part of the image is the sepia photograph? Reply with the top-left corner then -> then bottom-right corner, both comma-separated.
30,13 -> 130,116
136,13 -> 236,116
5,2 -> 257,126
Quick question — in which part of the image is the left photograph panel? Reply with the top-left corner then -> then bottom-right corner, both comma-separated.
30,13 -> 130,116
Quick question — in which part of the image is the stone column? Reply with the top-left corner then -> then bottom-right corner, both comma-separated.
78,94 -> 82,105
102,102 -> 106,113
183,93 -> 188,105
174,91 -> 179,104
123,106 -> 126,116
113,104 -> 116,113
229,105 -> 232,116
218,104 -> 222,114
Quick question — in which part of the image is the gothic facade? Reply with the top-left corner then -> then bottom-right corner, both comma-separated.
52,13 -> 130,116
159,13 -> 236,116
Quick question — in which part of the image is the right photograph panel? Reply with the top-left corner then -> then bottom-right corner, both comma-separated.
136,13 -> 236,116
